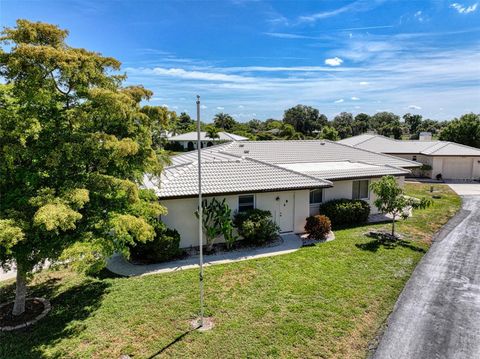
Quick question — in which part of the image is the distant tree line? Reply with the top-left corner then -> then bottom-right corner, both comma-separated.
154,103 -> 480,149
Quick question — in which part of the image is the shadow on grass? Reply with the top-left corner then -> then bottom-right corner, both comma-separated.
356,236 -> 426,253
0,277 -> 110,359
146,327 -> 197,359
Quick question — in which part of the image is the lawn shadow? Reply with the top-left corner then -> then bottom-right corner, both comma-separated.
0,276 -> 110,359
356,235 -> 426,253
146,327 -> 197,358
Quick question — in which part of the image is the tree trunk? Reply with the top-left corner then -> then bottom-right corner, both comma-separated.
391,214 -> 396,237
12,265 -> 27,316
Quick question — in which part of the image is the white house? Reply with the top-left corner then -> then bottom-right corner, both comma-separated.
338,134 -> 480,180
144,140 -> 420,248
166,131 -> 248,150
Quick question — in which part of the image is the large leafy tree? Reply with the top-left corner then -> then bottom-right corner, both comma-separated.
175,112 -> 195,133
403,113 -> 423,136
332,112 -> 354,139
0,20 -> 165,316
283,105 -> 327,135
352,113 -> 370,135
439,113 -> 480,148
140,105 -> 178,147
370,112 -> 403,139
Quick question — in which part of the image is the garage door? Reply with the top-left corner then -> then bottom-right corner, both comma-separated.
442,158 -> 473,179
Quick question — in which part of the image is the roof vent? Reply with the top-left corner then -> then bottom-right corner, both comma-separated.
244,150 -> 250,154
320,142 -> 325,145
239,144 -> 244,147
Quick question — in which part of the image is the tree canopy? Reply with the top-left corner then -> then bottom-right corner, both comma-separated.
0,19 -> 166,315
439,113 -> 480,148
283,105 -> 327,135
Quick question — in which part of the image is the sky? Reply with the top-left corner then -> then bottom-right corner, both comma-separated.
1,0 -> 480,122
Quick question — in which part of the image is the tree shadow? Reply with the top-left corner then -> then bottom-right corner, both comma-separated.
356,235 -> 426,253
0,276 -> 110,359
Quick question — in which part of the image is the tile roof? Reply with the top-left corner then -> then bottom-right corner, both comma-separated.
222,140 -> 420,168
338,134 -> 480,156
144,140 -> 416,198
166,131 -> 248,141
145,157 -> 332,198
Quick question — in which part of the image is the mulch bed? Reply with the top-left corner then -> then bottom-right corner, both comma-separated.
0,298 -> 46,328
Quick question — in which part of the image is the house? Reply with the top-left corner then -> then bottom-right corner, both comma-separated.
166,131 -> 248,150
338,134 -> 480,180
144,140 -> 420,248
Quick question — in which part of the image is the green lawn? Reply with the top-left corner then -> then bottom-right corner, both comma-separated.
0,183 -> 461,358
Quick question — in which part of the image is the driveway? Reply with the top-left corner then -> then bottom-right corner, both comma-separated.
446,182 -> 480,196
373,195 -> 480,359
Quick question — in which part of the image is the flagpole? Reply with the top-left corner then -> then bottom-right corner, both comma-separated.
196,95 -> 204,328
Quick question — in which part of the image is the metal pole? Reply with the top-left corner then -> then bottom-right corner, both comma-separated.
196,95 -> 204,328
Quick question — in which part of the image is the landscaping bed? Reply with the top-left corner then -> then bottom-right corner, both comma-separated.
0,183 -> 461,358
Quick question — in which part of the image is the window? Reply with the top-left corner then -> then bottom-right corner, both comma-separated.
412,155 -> 417,161
309,189 -> 323,216
238,194 -> 255,212
352,180 -> 369,200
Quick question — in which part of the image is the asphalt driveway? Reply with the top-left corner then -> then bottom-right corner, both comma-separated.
373,195 -> 480,359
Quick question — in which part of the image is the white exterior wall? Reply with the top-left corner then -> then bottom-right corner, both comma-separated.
161,176 -> 405,248
161,190 -> 310,248
325,179 -> 382,215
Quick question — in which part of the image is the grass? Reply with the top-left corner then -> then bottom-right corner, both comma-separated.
0,183 -> 461,358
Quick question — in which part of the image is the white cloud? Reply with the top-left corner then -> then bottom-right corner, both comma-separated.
161,104 -> 169,108
414,10 -> 426,22
200,105 -> 207,109
359,81 -> 370,85
351,96 -> 360,100
216,106 -> 225,110
325,57 -> 343,66
238,105 -> 245,109
408,105 -> 422,110
450,2 -> 478,13
334,99 -> 344,103
129,67 -> 255,83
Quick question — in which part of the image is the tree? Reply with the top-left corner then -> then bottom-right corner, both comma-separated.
140,105 -> 178,148
371,112 -> 403,139
439,113 -> 480,148
205,125 -> 220,140
403,113 -> 423,135
370,176 -> 431,237
332,112 -> 354,139
318,126 -> 339,141
352,113 -> 370,135
213,112 -> 236,131
283,105 -> 327,135
176,112 -> 195,133
0,20 -> 165,316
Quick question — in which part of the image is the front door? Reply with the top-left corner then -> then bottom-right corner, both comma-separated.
275,192 -> 294,233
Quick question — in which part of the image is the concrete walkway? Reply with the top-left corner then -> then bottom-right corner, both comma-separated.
372,195 -> 480,359
107,233 -> 303,277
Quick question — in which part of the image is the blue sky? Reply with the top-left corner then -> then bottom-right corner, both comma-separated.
1,0 -> 480,121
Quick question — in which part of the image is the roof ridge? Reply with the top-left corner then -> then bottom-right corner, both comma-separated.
241,156 -> 333,186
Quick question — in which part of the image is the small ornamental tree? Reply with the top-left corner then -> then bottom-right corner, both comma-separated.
370,176 -> 432,237
0,20 -> 167,316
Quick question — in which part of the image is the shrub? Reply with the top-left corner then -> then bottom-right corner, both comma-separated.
233,209 -> 279,244
319,199 -> 370,227
129,221 -> 181,263
305,215 -> 331,240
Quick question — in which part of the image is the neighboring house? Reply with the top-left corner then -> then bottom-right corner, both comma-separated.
339,134 -> 480,180
166,131 -> 248,150
144,140 -> 420,248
